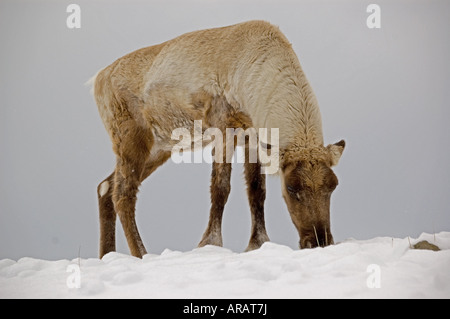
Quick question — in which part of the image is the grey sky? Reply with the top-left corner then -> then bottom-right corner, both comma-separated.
1,0 -> 449,260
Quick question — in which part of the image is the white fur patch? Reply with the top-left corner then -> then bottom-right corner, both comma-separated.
99,181 -> 110,197
85,70 -> 100,95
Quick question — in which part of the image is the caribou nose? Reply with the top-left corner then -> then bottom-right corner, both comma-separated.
300,227 -> 334,249
299,239 -> 313,249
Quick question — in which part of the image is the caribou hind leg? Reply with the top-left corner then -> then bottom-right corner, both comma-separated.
110,119 -> 153,258
97,162 -> 148,259
98,172 -> 116,258
97,148 -> 170,259
113,167 -> 147,258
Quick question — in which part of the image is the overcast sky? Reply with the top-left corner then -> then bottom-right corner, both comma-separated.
1,0 -> 449,260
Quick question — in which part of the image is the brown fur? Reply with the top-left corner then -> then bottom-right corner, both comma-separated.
280,140 -> 344,248
198,96 -> 269,249
91,21 -> 345,258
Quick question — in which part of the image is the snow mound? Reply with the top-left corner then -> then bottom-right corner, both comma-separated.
1,232 -> 450,298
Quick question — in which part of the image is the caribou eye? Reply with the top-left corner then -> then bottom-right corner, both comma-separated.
286,185 -> 302,201
286,185 -> 296,195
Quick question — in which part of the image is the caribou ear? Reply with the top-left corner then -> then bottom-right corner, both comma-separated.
327,140 -> 345,167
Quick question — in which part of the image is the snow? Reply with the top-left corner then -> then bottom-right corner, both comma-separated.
1,232 -> 450,299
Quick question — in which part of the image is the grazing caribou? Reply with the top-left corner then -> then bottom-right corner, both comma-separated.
90,20 -> 345,258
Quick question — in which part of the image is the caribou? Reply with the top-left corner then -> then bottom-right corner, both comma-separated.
89,20 -> 345,258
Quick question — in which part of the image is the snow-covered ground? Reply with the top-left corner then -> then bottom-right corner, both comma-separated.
1,232 -> 449,299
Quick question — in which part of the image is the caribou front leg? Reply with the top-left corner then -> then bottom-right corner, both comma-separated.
244,145 -> 270,251
198,161 -> 232,247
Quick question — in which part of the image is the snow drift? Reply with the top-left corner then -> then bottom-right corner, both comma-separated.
1,232 -> 449,299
